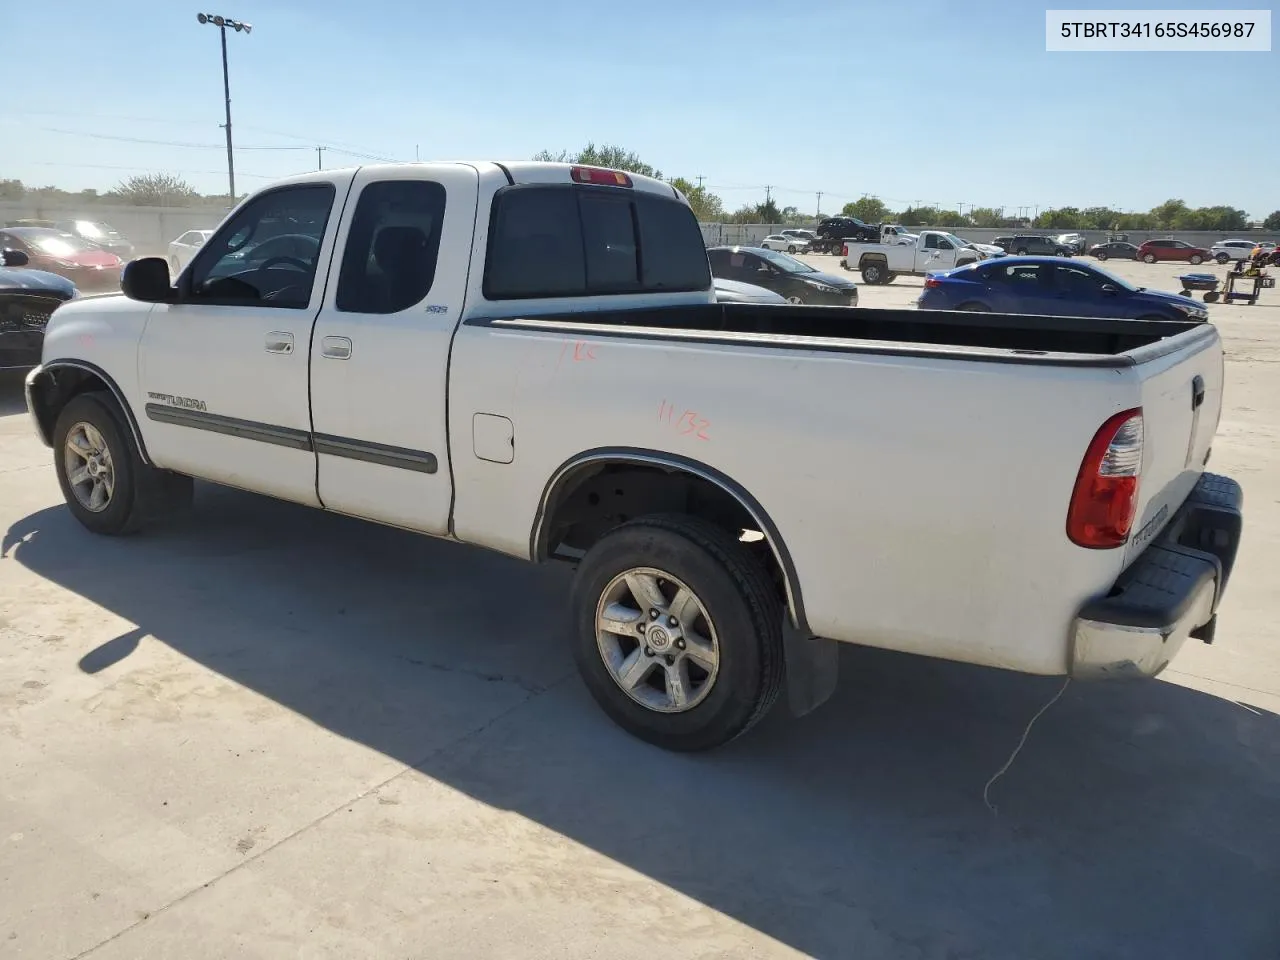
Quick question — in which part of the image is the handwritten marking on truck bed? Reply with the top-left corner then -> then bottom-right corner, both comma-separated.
658,400 -> 711,441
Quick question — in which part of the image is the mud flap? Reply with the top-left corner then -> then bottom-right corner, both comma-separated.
782,621 -> 838,717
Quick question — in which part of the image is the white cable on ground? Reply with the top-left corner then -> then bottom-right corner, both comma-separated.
983,676 -> 1071,815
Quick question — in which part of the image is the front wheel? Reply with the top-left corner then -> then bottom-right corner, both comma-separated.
53,393 -> 192,536
785,295 -> 804,304
569,515 -> 784,751
860,261 -> 886,284
1189,254 -> 1203,265
1143,253 -> 1157,263
1056,250 -> 1070,257
1096,252 -> 1109,261
787,245 -> 798,253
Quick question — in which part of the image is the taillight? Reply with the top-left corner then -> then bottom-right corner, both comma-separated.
924,276 -> 943,288
570,166 -> 633,187
840,243 -> 848,257
1066,408 -> 1144,548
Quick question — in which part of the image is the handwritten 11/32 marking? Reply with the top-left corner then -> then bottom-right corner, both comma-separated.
554,339 -> 599,376
658,400 -> 710,441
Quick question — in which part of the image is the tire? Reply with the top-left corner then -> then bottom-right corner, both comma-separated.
859,260 -> 887,284
53,393 -> 192,536
787,245 -> 798,254
884,272 -> 898,283
1096,252 -> 1108,261
1143,253 -> 1157,264
1204,291 -> 1220,303
569,515 -> 784,752
1189,255 -> 1203,265
1056,250 -> 1070,257
785,295 -> 804,304
1215,253 -> 1230,264
1015,248 -> 1029,256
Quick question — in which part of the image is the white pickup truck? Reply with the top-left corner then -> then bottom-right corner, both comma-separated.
24,161 -> 1244,751
842,229 -> 983,284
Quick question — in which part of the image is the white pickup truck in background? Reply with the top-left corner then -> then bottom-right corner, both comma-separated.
841,229 -> 983,284
24,161 -> 1243,751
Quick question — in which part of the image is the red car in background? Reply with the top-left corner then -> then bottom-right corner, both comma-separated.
0,227 -> 123,289
1135,238 -> 1211,265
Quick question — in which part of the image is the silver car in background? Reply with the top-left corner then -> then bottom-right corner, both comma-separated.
167,229 -> 215,273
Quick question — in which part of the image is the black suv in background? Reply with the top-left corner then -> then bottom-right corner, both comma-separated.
812,215 -> 878,252
991,234 -> 1073,256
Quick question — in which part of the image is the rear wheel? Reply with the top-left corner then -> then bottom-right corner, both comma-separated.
859,260 -> 887,284
1215,253 -> 1231,264
1096,252 -> 1109,261
569,515 -> 784,751
1143,253 -> 1157,264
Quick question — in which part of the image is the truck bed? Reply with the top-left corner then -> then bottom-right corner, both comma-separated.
470,304 -> 1208,365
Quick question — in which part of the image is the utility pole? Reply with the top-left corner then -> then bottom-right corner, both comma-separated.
696,175 -> 704,188
415,144 -> 420,162
764,185 -> 773,205
197,13 -> 252,203
815,191 -> 822,217
316,146 -> 326,171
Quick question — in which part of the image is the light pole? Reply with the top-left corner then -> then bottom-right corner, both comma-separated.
197,12 -> 252,203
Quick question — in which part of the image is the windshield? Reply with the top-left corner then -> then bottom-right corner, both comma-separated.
1090,263 -> 1138,292
942,233 -> 971,248
32,234 -> 91,256
75,221 -> 117,239
757,249 -> 815,273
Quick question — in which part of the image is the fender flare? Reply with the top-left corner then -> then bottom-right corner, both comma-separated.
531,447 -> 808,633
25,360 -> 152,464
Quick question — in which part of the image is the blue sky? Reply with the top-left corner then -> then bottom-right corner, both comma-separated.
3,0 -> 1276,218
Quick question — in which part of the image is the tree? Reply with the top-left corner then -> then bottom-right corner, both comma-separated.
532,143 -> 662,180
1265,211 -> 1280,231
753,198 -> 782,223
1151,198 -> 1188,230
669,177 -> 724,222
1034,207 -> 1083,229
109,173 -> 198,206
898,206 -> 940,227
841,197 -> 890,223
1080,206 -> 1119,230
0,179 -> 24,201
934,209 -> 968,227
967,206 -> 1004,228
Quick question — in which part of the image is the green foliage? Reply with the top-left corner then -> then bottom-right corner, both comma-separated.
669,177 -> 724,222
108,173 -> 198,206
841,197 -> 890,223
1032,201 -> 1246,233
0,179 -> 25,201
966,207 -> 1006,228
1264,210 -> 1280,231
532,143 -> 662,180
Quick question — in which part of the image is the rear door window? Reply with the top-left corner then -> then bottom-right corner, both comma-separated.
484,185 -> 710,300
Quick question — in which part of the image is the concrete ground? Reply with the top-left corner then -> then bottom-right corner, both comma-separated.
1,258 -> 1278,959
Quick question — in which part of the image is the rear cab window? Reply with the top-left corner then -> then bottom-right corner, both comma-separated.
483,184 -> 710,300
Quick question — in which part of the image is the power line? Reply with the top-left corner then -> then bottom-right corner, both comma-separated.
26,160 -> 277,179
34,126 -> 310,151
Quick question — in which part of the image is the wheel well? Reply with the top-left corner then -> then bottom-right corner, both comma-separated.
858,253 -> 887,268
535,459 -> 802,628
27,365 -> 145,459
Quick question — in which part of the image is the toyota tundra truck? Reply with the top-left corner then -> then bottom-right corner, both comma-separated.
24,161 -> 1243,751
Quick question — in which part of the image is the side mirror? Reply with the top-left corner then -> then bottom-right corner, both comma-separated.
121,257 -> 177,303
1,248 -> 30,267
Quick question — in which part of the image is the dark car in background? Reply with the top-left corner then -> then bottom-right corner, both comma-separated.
810,215 -> 878,252
1088,240 -> 1140,261
917,256 -> 1208,322
708,246 -> 858,305
51,219 -> 135,261
992,234 -> 1073,256
1136,238 -> 1209,264
0,248 -> 78,370
0,227 -> 124,289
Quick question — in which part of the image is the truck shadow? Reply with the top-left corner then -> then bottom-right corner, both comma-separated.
5,486 -> 1279,960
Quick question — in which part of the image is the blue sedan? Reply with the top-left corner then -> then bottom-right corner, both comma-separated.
917,256 -> 1209,322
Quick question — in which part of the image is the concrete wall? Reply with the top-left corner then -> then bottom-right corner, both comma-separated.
5,199 -> 1276,259
1,202 -> 232,257
697,222 -> 1280,250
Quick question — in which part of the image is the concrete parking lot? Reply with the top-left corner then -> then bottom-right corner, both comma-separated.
2,259 -> 1278,959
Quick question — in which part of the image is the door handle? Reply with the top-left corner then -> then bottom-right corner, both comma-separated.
321,336 -> 352,360
265,331 -> 294,354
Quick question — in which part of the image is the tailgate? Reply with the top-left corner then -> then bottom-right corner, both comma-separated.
1124,326 -> 1224,568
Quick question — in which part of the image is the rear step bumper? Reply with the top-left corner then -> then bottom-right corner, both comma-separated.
1070,472 -> 1243,680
